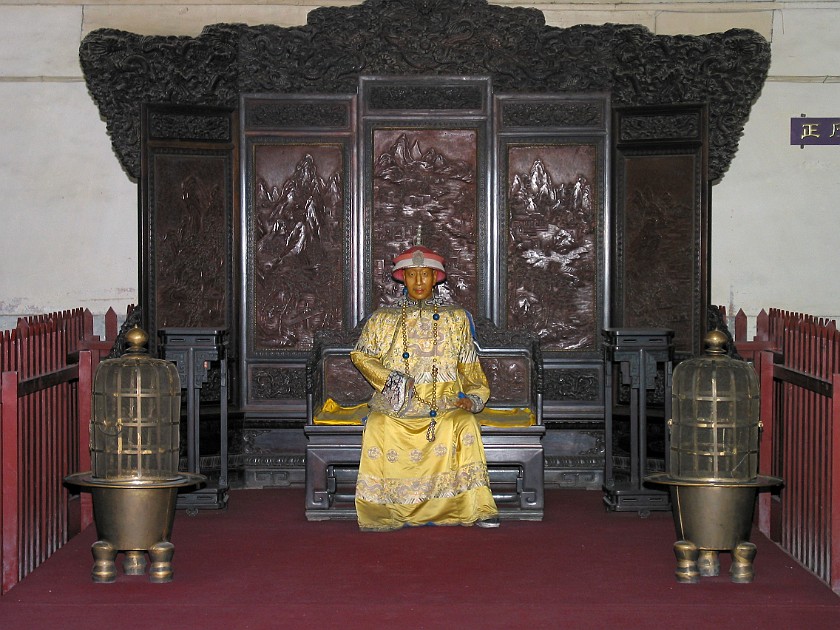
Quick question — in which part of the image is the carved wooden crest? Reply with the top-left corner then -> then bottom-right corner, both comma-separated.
80,0 -> 769,183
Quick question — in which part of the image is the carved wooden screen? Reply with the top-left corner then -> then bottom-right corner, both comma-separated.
140,104 -> 238,353
108,0 -> 768,488
358,76 -> 492,323
611,104 -> 710,357
241,94 -> 355,412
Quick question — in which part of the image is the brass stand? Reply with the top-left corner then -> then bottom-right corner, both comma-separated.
65,473 -> 204,583
646,473 -> 782,583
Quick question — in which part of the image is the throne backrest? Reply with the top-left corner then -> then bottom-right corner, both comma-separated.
306,319 -> 543,425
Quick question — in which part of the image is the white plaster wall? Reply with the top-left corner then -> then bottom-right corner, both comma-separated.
711,5 -> 840,333
712,81 -> 840,327
0,82 -> 137,311
0,5 -> 139,332
0,0 -> 837,337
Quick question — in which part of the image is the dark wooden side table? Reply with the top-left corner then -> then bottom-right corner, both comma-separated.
159,328 -> 229,513
602,328 -> 674,515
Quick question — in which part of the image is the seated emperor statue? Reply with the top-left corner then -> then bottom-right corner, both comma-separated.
350,243 -> 499,531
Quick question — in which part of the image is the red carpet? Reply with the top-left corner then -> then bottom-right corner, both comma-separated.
1,488 -> 838,629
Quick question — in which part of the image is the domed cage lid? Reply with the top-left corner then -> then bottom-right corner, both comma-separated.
90,326 -> 183,483
668,329 -> 761,483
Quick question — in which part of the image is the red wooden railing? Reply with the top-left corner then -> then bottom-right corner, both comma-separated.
0,308 -> 120,594
722,307 -> 840,594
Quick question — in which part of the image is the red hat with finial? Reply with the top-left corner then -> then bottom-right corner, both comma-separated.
391,225 -> 446,282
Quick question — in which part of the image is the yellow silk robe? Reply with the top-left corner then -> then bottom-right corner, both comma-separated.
350,302 -> 498,531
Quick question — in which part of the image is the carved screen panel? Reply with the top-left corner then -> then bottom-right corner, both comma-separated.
359,76 -> 491,323
370,127 -> 480,314
241,95 -> 355,411
496,95 -> 608,354
504,143 -> 600,350
242,95 -> 355,359
151,153 -> 229,327
141,105 -> 237,352
248,142 -> 346,352
612,105 -> 709,357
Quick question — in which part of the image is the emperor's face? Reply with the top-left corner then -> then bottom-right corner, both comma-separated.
403,266 -> 437,301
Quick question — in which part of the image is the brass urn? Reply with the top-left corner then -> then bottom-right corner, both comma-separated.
646,330 -> 782,583
65,326 -> 204,582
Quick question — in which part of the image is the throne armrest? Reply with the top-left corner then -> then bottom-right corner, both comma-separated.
307,320 -> 544,427
472,317 -> 544,426
307,327 -> 371,425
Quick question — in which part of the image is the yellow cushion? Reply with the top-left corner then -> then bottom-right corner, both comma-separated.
476,406 -> 536,428
313,398 -> 535,428
312,399 -> 370,425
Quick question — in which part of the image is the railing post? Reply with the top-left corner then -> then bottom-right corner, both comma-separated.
77,350 -> 93,530
1,371 -> 20,594
734,308 -> 747,343
104,307 -> 118,344
754,309 -> 769,341
831,372 -> 840,594
757,349 -> 776,539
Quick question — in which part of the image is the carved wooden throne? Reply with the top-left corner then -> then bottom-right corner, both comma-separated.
79,0 -> 771,490
305,319 -> 545,520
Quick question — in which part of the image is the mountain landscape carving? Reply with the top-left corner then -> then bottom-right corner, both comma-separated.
253,153 -> 344,349
508,158 -> 597,350
372,132 -> 478,313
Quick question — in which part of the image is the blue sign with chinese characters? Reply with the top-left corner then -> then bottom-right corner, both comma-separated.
790,117 -> 840,146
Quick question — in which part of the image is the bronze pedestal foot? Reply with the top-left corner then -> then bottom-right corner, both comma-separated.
123,550 -> 147,576
674,540 -> 700,583
731,541 -> 757,583
91,540 -> 117,583
698,549 -> 720,577
149,541 -> 175,583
